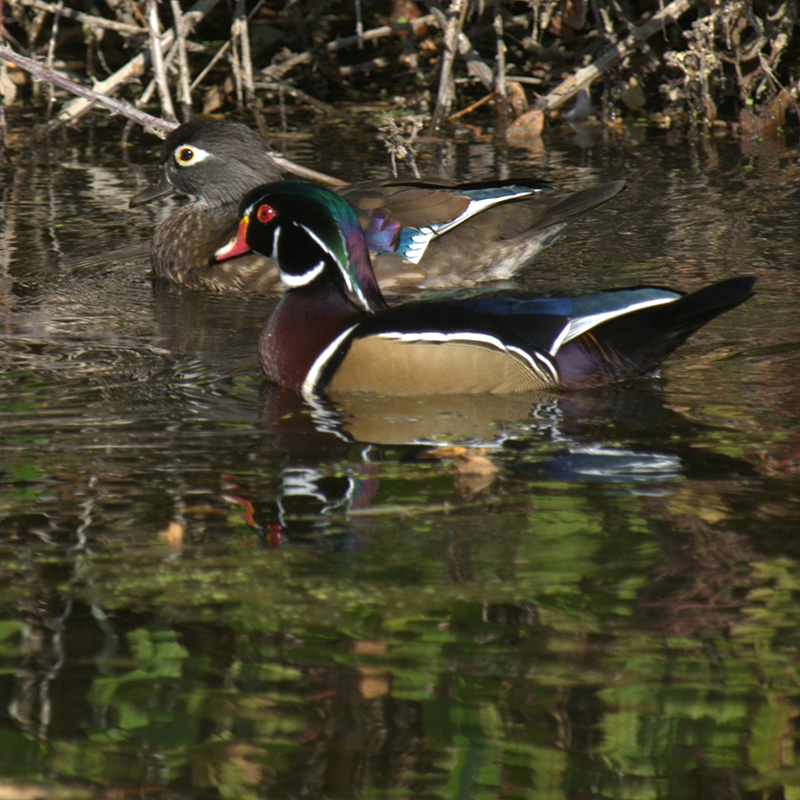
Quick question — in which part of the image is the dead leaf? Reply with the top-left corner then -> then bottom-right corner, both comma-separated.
452,451 -> 499,476
350,639 -> 388,656
506,108 -> 545,145
357,669 -> 391,700
505,81 -> 528,117
159,520 -> 185,548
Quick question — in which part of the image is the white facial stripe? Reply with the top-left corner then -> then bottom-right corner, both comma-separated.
174,144 -> 213,165
273,223 -> 325,287
351,283 -> 370,311
376,331 -> 558,385
269,220 -> 279,260
281,259 -> 325,288
297,222 -> 372,309
302,324 -> 359,400
339,245 -> 371,309
300,223 -> 337,264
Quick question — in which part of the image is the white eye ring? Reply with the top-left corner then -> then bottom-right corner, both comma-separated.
174,144 -> 212,166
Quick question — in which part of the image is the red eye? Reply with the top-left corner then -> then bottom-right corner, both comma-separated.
256,204 -> 275,224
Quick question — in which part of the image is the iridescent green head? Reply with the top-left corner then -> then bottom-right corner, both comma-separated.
216,181 -> 387,312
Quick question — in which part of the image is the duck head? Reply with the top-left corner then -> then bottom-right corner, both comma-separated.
130,120 -> 282,209
216,181 -> 387,313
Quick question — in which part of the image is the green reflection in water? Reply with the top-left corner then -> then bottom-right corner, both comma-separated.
1,481 -> 797,798
1,119 -> 800,800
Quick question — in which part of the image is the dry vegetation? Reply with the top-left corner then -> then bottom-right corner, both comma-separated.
1,0 -> 799,144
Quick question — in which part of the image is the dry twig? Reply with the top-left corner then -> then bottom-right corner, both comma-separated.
42,0 -> 63,121
493,0 -> 507,124
0,45 -> 346,185
0,45 -> 174,133
259,14 -> 436,82
430,0 -> 469,131
145,0 -> 176,120
537,0 -> 700,113
170,0 -> 192,121
54,0 -> 222,128
378,113 -> 423,177
233,0 -> 255,103
18,0 -> 144,35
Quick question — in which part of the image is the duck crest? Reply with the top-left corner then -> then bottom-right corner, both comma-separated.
334,195 -> 389,312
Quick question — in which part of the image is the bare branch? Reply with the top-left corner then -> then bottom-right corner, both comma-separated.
430,0 -> 469,131
145,0 -> 176,120
260,14 -> 436,81
16,0 -> 144,36
0,46 -> 345,184
537,0 -> 700,113
0,45 -> 174,133
54,0 -> 223,127
170,0 -> 193,121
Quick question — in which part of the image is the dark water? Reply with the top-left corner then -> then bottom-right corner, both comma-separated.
1,115 -> 799,800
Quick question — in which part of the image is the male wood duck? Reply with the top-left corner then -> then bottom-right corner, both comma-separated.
215,181 -> 755,399
130,119 -> 624,293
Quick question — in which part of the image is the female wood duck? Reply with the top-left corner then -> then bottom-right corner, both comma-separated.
215,181 -> 755,399
130,119 -> 624,293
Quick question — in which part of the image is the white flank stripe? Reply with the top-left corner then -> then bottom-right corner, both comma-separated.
508,345 -> 559,384
378,331 -> 506,345
550,296 -> 676,355
302,324 -> 359,400
300,223 -> 338,264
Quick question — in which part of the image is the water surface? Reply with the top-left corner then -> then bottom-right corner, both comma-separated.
0,115 -> 798,799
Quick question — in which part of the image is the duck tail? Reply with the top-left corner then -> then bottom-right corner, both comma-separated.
556,276 -> 756,388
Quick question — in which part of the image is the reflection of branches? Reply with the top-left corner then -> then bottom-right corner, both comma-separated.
635,493 -> 759,640
12,596 -> 73,739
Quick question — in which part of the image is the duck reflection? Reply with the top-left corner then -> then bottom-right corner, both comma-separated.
248,381 -> 753,539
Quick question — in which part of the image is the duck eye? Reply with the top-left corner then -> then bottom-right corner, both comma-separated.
176,146 -> 194,164
256,204 -> 276,224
